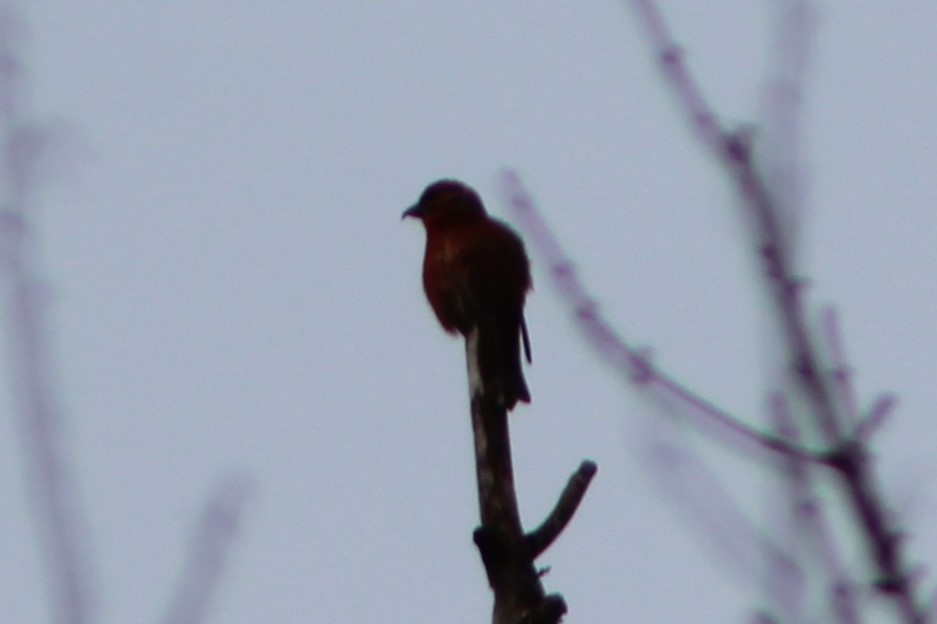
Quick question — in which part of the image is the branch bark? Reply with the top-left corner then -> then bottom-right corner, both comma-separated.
466,328 -> 595,624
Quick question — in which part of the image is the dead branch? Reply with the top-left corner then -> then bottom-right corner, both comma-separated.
466,328 -> 595,624
526,461 -> 597,559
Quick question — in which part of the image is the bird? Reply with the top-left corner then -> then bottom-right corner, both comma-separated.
403,179 -> 532,410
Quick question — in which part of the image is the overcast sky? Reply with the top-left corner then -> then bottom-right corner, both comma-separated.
2,2 -> 937,623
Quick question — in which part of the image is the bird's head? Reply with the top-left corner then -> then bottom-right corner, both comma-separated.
402,179 -> 488,229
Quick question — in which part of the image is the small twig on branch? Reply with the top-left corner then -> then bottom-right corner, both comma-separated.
647,438 -> 802,588
627,0 -> 724,151
769,393 -> 860,624
856,394 -> 897,444
764,394 -> 808,623
527,461 -> 597,558
159,475 -> 253,624
822,307 -> 860,429
760,0 -> 817,246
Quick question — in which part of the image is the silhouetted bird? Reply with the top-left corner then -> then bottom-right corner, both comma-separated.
403,179 -> 532,410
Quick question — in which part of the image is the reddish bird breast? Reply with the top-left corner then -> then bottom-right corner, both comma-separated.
404,180 -> 532,410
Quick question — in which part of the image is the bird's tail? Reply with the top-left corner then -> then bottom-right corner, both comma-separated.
477,313 -> 530,411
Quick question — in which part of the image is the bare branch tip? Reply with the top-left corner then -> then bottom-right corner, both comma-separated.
856,394 -> 897,441
578,460 -> 597,478
524,460 -> 598,560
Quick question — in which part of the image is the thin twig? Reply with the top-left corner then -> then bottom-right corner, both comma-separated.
501,170 -> 823,466
822,307 -> 860,429
627,0 -> 843,442
159,475 -> 252,624
770,393 -> 861,624
526,461 -> 597,558
646,439 -> 801,586
856,395 -> 897,443
759,0 -> 818,249
764,394 -> 808,623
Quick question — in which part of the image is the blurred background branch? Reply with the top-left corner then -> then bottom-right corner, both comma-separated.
500,1 -> 932,621
0,6 -> 95,623
159,475 -> 253,624
0,6 -> 252,624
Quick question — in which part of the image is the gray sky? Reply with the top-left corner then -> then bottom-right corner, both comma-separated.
2,1 -> 937,622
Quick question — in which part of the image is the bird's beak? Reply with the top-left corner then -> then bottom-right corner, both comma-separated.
401,203 -> 423,220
